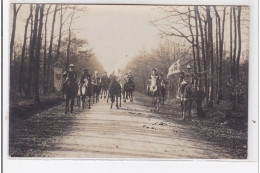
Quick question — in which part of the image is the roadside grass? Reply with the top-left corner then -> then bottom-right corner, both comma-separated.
134,92 -> 248,159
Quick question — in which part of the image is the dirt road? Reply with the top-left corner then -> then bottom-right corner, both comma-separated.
13,97 -> 229,159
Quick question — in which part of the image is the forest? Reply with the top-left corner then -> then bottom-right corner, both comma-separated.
123,6 -> 249,114
10,4 -> 105,103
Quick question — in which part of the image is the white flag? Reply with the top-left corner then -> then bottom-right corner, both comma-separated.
167,59 -> 181,78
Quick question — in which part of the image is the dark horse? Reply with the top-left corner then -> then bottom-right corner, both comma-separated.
159,80 -> 167,105
180,82 -> 194,120
92,77 -> 101,103
107,77 -> 121,109
123,78 -> 135,102
77,78 -> 92,110
64,81 -> 78,114
100,76 -> 109,99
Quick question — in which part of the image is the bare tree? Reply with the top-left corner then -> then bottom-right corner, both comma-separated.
18,4 -> 32,96
26,5 -> 39,97
46,4 -> 58,93
236,6 -> 242,80
43,5 -> 52,95
233,7 -> 237,79
34,4 -> 45,103
206,6 -> 214,108
10,4 -> 22,59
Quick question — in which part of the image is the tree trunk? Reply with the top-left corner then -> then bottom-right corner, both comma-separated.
10,4 -> 21,60
43,5 -> 52,95
204,20 -> 209,103
19,5 -> 32,96
207,6 -> 214,108
236,6 -> 242,81
218,7 -> 226,101
196,7 -> 208,103
56,4 -> 63,62
188,7 -> 197,76
230,7 -> 233,79
215,7 -> 219,102
34,4 -> 45,103
46,4 -> 58,93
194,6 -> 201,75
26,5 -> 39,97
233,7 -> 237,80
66,11 -> 75,69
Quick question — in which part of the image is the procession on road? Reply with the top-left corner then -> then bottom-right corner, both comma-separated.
8,4 -> 249,159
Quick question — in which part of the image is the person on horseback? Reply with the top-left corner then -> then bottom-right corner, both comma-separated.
62,64 -> 77,95
101,72 -> 109,85
93,71 -> 101,85
78,69 -> 90,95
62,64 -> 78,114
127,70 -> 133,81
149,68 -> 160,90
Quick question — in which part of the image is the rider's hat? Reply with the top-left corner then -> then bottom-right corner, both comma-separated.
84,68 -> 88,72
69,64 -> 75,67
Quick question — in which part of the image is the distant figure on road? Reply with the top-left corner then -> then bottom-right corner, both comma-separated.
101,72 -> 109,99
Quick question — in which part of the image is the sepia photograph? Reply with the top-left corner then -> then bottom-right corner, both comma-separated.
8,3 -> 250,159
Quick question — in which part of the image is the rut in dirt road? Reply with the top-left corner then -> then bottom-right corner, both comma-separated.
37,98 -> 232,159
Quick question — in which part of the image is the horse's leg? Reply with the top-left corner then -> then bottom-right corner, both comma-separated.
77,96 -> 79,107
82,96 -> 85,110
183,100 -> 188,120
65,97 -> 69,114
188,100 -> 192,120
181,100 -> 184,119
70,98 -> 74,114
88,96 -> 91,109
110,96 -> 114,109
120,94 -> 122,107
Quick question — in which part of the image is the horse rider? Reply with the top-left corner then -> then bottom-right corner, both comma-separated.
127,70 -> 133,81
148,68 -> 160,94
62,64 -> 77,97
149,68 -> 160,84
93,71 -> 101,85
78,68 -> 90,95
101,72 -> 109,85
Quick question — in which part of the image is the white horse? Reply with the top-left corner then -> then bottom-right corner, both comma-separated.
77,79 -> 90,110
149,75 -> 160,111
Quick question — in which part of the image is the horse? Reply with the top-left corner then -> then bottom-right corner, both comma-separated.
64,81 -> 78,114
107,77 -> 121,109
92,77 -> 101,103
124,78 -> 135,102
149,75 -> 161,112
159,80 -> 167,105
179,81 -> 194,120
77,79 -> 92,110
100,76 -> 109,99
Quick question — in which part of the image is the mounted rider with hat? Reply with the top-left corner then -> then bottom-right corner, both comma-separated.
62,64 -> 77,98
